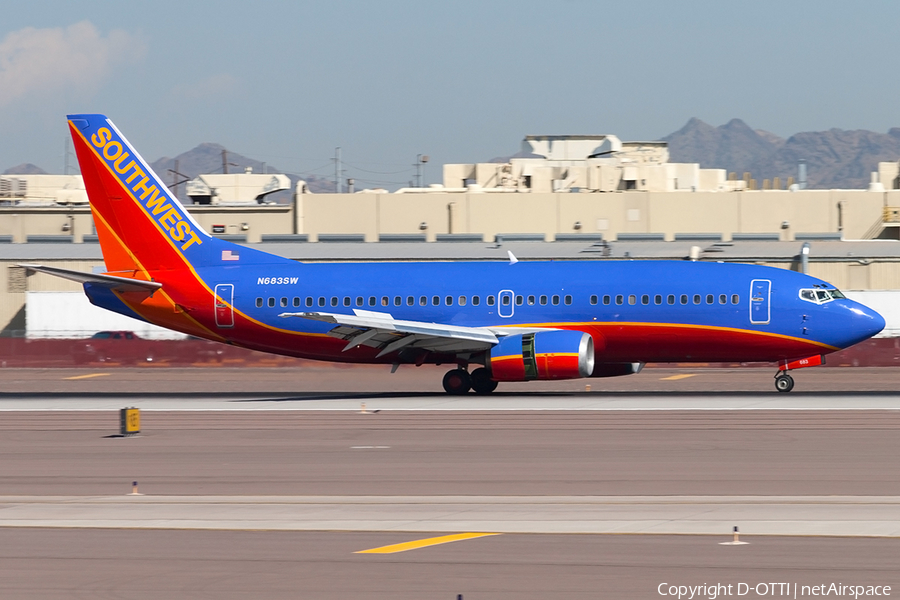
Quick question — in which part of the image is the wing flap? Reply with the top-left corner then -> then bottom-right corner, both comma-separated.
279,309 -> 499,355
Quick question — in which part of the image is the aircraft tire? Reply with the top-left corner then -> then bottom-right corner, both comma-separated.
775,374 -> 794,393
470,367 -> 498,394
442,368 -> 472,395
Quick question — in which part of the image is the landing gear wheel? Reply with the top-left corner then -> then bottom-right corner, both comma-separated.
775,373 -> 794,393
442,368 -> 472,395
470,367 -> 498,394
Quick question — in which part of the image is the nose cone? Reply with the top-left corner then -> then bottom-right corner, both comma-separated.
842,301 -> 885,347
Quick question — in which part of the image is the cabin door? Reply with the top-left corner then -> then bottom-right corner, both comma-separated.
214,284 -> 235,328
749,279 -> 771,325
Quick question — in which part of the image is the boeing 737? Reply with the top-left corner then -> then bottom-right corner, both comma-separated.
22,114 -> 886,393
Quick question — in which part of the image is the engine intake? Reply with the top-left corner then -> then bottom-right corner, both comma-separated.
489,330 -> 594,381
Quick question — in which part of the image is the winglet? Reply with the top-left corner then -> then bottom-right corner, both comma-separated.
507,250 -> 519,265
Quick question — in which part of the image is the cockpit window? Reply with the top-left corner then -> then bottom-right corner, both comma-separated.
799,288 -> 844,304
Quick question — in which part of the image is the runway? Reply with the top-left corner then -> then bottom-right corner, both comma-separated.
2,367 -> 899,597
3,495 -> 900,537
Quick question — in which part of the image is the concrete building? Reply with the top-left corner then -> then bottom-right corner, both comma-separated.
5,133 -> 900,337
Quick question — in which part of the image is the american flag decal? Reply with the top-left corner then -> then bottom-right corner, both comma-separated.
221,250 -> 240,261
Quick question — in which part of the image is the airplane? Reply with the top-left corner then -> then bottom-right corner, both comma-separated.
22,114 -> 886,394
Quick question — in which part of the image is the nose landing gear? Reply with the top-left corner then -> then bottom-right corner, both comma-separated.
773,354 -> 824,393
774,371 -> 794,393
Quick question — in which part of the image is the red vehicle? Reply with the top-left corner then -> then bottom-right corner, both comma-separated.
73,331 -> 156,365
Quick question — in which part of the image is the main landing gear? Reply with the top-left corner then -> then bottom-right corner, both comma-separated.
442,367 -> 498,395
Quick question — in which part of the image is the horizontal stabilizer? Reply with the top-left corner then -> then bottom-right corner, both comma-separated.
19,264 -> 162,293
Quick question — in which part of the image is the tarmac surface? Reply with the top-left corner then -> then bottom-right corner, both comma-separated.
2,366 -> 900,598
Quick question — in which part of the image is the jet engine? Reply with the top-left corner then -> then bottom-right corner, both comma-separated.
488,330 -> 594,381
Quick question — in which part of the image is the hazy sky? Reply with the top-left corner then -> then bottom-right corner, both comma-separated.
2,0 -> 899,187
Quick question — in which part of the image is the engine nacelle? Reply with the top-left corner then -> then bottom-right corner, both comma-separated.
489,330 -> 594,381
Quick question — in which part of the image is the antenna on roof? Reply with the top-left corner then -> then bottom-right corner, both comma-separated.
507,250 -> 519,265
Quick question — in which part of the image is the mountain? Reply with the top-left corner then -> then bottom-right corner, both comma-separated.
151,143 -> 335,201
3,163 -> 47,175
664,119 -> 900,189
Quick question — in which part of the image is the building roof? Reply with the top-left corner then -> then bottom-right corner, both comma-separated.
4,239 -> 900,264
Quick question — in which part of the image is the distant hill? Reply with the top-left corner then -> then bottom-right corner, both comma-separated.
3,163 -> 47,175
663,118 -> 900,189
151,143 -> 335,201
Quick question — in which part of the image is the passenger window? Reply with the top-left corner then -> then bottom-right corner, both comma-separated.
693,294 -> 701,305
306,297 -> 313,307
420,296 -> 427,306
446,296 -> 453,305
719,294 -> 727,305
667,294 -> 675,305
459,296 -> 467,306
616,295 -> 623,305
369,296 -> 376,307
280,297 -> 288,307
628,295 -> 636,305
344,297 -> 351,307
407,296 -> 414,306
603,295 -> 610,305
394,296 -> 401,306
472,296 -> 480,306
356,297 -> 364,306
654,295 -> 662,305
680,294 -> 688,305
641,294 -> 649,305
381,296 -> 389,306
550,295 -> 558,305
317,297 -> 325,307
433,295 -> 440,306
488,295 -> 496,306
331,297 -> 338,307
590,295 -> 598,305
502,295 -> 510,306
528,295 -> 535,305
540,295 -> 548,305
268,297 -> 275,308
564,295 -> 572,305
706,294 -> 713,304
516,295 -> 524,306
256,297 -> 263,308
293,297 -> 300,307
732,294 -> 739,304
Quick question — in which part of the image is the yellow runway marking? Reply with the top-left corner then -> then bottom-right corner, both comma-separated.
355,532 -> 501,554
64,373 -> 111,380
660,374 -> 697,381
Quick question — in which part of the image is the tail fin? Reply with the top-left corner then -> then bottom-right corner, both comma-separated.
67,114 -> 288,276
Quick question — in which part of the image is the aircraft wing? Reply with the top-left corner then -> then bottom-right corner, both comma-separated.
18,264 -> 162,293
279,308 -> 501,357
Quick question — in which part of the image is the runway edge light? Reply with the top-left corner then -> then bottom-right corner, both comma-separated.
120,407 -> 140,436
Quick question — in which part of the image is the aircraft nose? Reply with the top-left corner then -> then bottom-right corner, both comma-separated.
849,302 -> 885,342
864,306 -> 887,338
